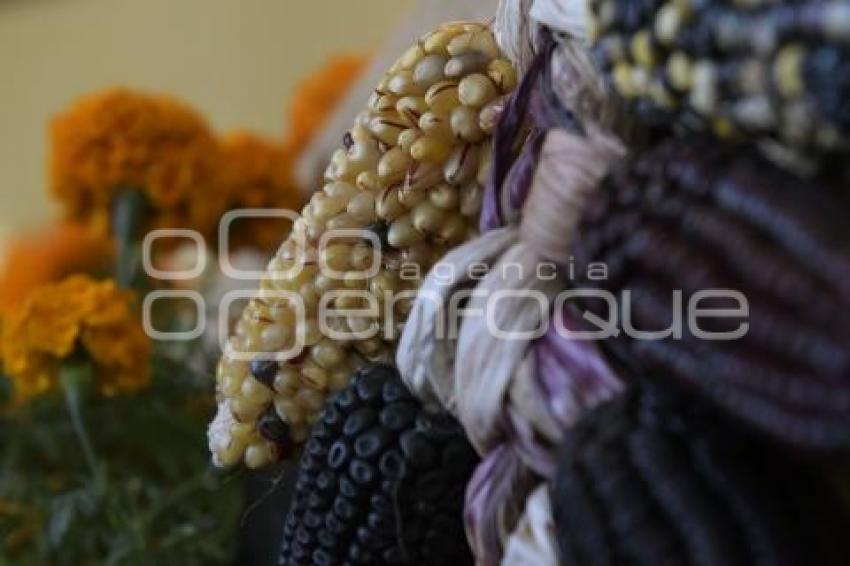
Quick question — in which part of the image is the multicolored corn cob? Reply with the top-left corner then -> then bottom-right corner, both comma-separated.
572,137 -> 850,451
587,0 -> 850,159
278,364 -> 478,566
208,22 -> 516,468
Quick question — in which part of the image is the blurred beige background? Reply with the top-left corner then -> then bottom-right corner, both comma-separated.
0,0 -> 413,258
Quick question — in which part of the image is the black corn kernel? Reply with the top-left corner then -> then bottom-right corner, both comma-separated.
551,386 -> 850,566
365,221 -> 391,251
573,137 -> 850,451
250,359 -> 278,388
587,0 -> 850,165
279,363 -> 477,565
258,405 -> 291,444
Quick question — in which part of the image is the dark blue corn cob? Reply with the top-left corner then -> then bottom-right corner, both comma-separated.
551,385 -> 850,566
572,137 -> 850,451
278,363 -> 478,566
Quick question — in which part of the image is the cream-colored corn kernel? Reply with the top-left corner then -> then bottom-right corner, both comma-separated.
209,21 -> 515,469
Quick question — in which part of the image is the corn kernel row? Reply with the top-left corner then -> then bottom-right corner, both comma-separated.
208,22 -> 516,469
588,0 -> 850,156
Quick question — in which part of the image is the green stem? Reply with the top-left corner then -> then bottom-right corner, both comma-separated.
0,373 -> 12,406
59,363 -> 99,479
112,188 -> 148,289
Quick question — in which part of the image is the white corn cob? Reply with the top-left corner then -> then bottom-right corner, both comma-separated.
209,21 -> 516,469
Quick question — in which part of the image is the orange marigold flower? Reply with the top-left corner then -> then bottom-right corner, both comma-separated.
0,275 -> 151,401
218,132 -> 303,252
0,222 -> 113,316
285,54 -> 369,152
49,88 -> 223,238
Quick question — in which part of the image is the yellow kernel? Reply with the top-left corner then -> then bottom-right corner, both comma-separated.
215,439 -> 244,468
369,113 -> 408,146
334,292 -> 364,310
311,339 -> 346,370
388,213 -> 426,247
712,117 -> 737,139
349,124 -> 371,142
444,144 -> 479,186
412,200 -> 444,233
667,52 -> 693,91
230,397 -> 265,423
347,191 -> 377,223
655,3 -> 684,46
410,136 -> 453,162
326,212 -> 360,232
398,128 -> 423,155
451,105 -> 485,142
378,146 -> 412,184
396,96 -> 429,127
447,30 -> 501,58
370,270 -> 401,297
460,182 -> 484,217
296,388 -> 325,412
418,112 -> 454,141
329,367 -> 353,391
241,376 -> 274,404
273,366 -> 301,395
393,43 -> 425,72
613,63 -> 637,98
311,194 -> 347,222
425,81 -> 460,115
320,244 -> 351,272
774,44 -> 805,98
220,372 -> 245,396
690,62 -> 718,114
445,51 -> 490,78
325,148 -> 357,183
346,140 -> 381,172
429,183 -> 460,209
244,442 -> 275,469
300,361 -> 330,390
356,170 -> 381,192
376,185 -> 406,221
297,319 -> 323,347
259,324 -> 289,351
347,314 -> 376,335
298,283 -> 320,316
630,30 -> 656,67
435,213 -> 468,245
313,274 -> 337,295
372,93 -> 398,113
458,73 -> 498,107
398,183 -> 428,208
388,69 -> 425,96
413,54 -> 448,88
423,29 -> 460,55
350,246 -> 375,271
324,181 -> 359,201
487,59 -> 517,93
274,397 -> 303,424
479,97 -> 504,134
406,162 -> 444,191
230,421 -> 255,444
